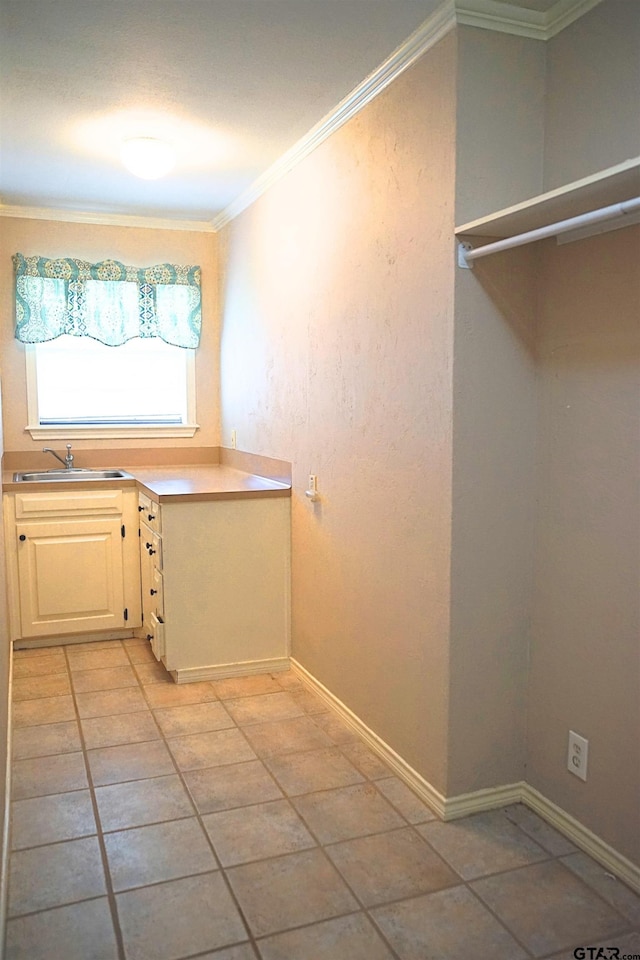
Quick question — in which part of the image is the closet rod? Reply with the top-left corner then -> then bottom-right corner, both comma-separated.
459,195 -> 640,264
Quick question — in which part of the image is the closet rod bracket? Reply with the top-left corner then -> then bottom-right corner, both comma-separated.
457,241 -> 474,269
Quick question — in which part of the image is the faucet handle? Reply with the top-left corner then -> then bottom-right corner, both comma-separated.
65,443 -> 74,467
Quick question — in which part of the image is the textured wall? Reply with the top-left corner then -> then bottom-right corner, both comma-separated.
455,26 -> 546,224
220,35 -> 458,791
449,244 -> 538,795
532,0 -> 640,863
0,217 -> 220,451
0,382 -> 9,941
529,227 -> 640,865
543,0 -> 640,189
449,25 -> 543,794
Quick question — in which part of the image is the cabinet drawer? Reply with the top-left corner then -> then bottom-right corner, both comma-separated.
142,531 -> 162,570
15,490 -> 124,519
138,494 -> 161,534
148,612 -> 165,662
151,567 -> 164,620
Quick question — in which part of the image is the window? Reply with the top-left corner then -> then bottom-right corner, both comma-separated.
14,253 -> 201,439
26,337 -> 197,440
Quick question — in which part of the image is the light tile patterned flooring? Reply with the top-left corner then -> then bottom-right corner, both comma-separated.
6,638 -> 640,960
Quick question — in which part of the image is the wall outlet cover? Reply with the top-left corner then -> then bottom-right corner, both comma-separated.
568,730 -> 588,782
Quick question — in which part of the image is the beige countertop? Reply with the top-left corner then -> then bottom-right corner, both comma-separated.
2,464 -> 291,503
131,464 -> 290,502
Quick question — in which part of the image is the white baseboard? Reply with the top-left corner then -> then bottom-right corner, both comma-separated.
521,784 -> 640,895
173,656 -> 290,684
441,781 -> 525,820
290,658 -> 449,815
290,658 -> 640,895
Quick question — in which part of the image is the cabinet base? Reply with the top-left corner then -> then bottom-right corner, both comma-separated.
171,656 -> 290,684
13,629 -> 137,651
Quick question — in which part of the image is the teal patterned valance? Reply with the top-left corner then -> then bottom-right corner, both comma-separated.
13,254 -> 201,348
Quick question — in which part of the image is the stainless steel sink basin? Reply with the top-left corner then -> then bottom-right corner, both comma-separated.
13,469 -> 130,482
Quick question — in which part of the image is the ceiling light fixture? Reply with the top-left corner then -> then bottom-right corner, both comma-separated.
120,137 -> 175,179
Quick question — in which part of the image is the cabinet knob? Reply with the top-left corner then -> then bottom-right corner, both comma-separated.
146,634 -> 153,641
19,534 -> 26,542
150,589 -> 157,596
148,514 -> 155,521
149,548 -> 156,555
138,505 -> 143,512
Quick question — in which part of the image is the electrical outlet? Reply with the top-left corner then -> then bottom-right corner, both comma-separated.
230,430 -> 237,449
567,730 -> 588,781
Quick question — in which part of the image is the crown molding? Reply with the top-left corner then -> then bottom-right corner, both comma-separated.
0,204 -> 216,233
211,1 -> 457,230
456,0 -> 604,40
456,0 -> 548,39
544,0 -> 604,38
213,0 -> 603,230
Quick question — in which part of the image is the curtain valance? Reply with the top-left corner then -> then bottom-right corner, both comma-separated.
13,254 -> 201,348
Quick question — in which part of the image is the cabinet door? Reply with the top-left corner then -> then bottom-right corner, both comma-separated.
139,522 -> 152,625
16,517 -> 126,637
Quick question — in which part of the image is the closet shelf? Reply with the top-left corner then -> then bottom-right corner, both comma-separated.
455,157 -> 640,265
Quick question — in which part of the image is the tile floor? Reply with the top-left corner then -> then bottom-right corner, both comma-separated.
5,638 -> 640,960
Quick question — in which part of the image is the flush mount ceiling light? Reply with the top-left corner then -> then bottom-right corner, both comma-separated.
120,137 -> 175,179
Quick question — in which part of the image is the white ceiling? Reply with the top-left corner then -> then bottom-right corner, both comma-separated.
0,0 -> 584,225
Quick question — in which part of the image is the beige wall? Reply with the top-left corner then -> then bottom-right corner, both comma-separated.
0,217 -> 220,452
448,26 -> 543,794
0,383 -> 9,944
455,26 -> 546,224
220,35 -> 458,792
530,0 -> 640,864
449,244 -> 538,794
543,0 -> 640,190
219,5 -> 640,848
529,226 -> 640,865
449,1 -> 640,826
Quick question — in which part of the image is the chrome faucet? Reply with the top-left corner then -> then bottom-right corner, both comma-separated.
43,444 -> 74,469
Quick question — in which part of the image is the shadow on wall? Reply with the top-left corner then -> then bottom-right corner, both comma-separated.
471,240 -> 541,356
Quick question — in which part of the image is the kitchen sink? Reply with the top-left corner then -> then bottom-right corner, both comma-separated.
13,469 -> 131,482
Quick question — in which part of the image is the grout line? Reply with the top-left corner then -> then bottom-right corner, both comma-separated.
128,659 -> 424,957
62,643 -> 128,960
7,644 -> 638,959
125,646 -> 262,956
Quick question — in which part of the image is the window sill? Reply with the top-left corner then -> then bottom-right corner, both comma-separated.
26,424 -> 200,441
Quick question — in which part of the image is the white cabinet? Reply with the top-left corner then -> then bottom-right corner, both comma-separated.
137,490 -> 290,681
4,488 -> 141,641
138,492 -> 165,662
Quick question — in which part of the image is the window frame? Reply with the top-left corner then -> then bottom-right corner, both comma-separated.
25,342 -> 199,440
